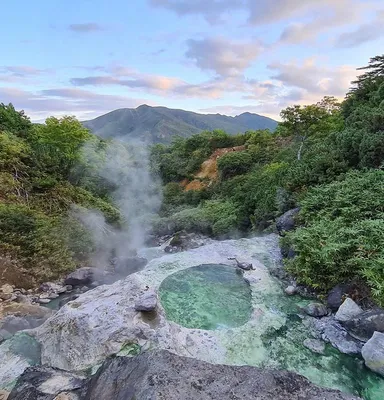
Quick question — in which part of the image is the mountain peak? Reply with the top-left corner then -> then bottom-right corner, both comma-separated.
83,105 -> 278,144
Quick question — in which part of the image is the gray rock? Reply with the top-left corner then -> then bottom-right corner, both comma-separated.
335,298 -> 363,322
327,283 -> 356,312
303,303 -> 328,318
134,291 -> 157,312
303,338 -> 326,354
83,350 -> 360,400
342,310 -> 384,342
309,316 -> 363,355
40,282 -> 64,293
15,295 -> 32,305
0,303 -> 53,339
64,268 -> 94,287
8,366 -> 86,400
285,286 -> 297,296
10,350 -> 361,400
38,298 -> 51,305
276,207 -> 300,235
362,331 -> 384,377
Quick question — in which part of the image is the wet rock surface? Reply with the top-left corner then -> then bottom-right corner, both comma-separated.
362,332 -> 384,377
276,207 -> 300,235
10,350 -> 360,400
342,310 -> 384,342
309,316 -> 363,355
303,303 -> 329,318
8,366 -> 86,400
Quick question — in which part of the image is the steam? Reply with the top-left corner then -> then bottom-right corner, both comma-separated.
73,139 -> 162,268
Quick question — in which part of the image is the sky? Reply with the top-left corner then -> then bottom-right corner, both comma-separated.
1,0 -> 383,122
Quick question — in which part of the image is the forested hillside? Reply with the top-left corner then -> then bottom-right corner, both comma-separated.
0,108 -> 122,287
151,55 -> 384,305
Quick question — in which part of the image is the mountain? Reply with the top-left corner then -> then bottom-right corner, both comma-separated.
83,105 -> 278,144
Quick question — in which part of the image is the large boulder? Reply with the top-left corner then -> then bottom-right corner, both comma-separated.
342,310 -> 384,342
9,350 -> 360,400
8,366 -> 86,400
308,316 -> 363,356
362,332 -> 384,377
335,298 -> 363,322
276,208 -> 300,235
64,268 -> 94,287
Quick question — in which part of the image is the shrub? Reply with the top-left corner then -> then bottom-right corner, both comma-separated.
284,170 -> 384,305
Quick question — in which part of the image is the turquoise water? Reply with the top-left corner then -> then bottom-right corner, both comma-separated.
159,262 -> 384,400
159,264 -> 252,330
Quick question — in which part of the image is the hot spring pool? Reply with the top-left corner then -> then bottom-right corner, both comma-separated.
159,264 -> 252,330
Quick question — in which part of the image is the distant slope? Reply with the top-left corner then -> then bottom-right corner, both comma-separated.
83,105 -> 278,144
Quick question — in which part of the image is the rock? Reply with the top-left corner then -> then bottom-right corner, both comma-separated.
10,350 -> 361,400
38,298 -> 51,305
134,291 -> 157,312
15,295 -> 32,305
40,282 -> 64,293
342,310 -> 384,342
303,338 -> 326,354
65,285 -> 73,292
362,332 -> 384,377
228,257 -> 254,271
285,286 -> 297,296
8,365 -> 86,400
327,283 -> 359,312
0,285 -> 14,295
48,293 -> 60,300
58,295 -> 79,309
0,294 -> 12,301
64,268 -> 94,287
82,350 -> 359,399
0,390 -> 9,400
0,303 -> 53,339
303,303 -> 328,318
276,207 -> 300,235
335,298 -> 363,322
309,316 -> 363,355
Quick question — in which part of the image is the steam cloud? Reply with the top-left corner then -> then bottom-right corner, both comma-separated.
73,139 -> 162,269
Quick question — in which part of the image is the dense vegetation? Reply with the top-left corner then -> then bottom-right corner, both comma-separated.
0,106 -> 121,287
152,55 -> 384,304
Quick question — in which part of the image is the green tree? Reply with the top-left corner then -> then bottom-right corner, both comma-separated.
279,96 -> 343,160
0,103 -> 32,137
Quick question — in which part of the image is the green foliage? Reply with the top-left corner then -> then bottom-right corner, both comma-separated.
284,170 -> 384,305
153,200 -> 238,237
0,103 -> 32,137
217,151 -> 253,179
0,204 -> 77,282
33,116 -> 91,180
0,106 -> 121,286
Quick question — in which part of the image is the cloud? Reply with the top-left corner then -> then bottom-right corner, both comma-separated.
0,66 -> 43,76
149,0 -> 243,23
185,37 -> 262,76
0,86 -> 152,121
69,23 -> 104,33
335,10 -> 384,47
268,58 -> 358,97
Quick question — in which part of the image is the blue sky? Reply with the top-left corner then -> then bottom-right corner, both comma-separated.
1,0 -> 383,121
